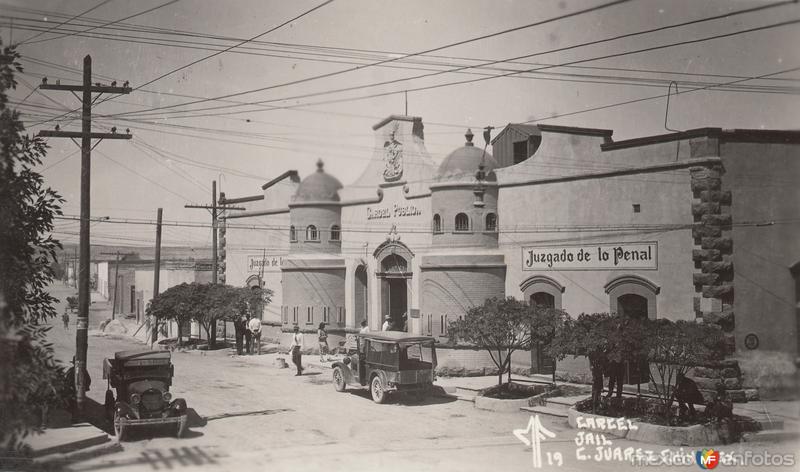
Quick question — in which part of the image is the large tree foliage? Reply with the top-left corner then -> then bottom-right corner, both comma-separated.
448,297 -> 567,387
645,319 -> 725,412
147,283 -> 273,348
0,44 -> 66,453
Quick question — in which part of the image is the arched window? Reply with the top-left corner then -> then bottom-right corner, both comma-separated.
454,213 -> 470,232
432,214 -> 442,233
604,275 -> 660,320
289,225 -> 296,242
306,225 -> 318,241
485,213 -> 497,232
330,224 -> 341,241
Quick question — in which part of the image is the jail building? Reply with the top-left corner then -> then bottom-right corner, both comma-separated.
223,114 -> 799,398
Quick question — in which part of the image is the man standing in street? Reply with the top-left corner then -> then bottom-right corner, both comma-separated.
244,315 -> 253,355
234,314 -> 246,355
288,325 -> 304,376
248,316 -> 262,355
62,308 -> 70,330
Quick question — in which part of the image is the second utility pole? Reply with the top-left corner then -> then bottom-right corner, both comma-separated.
151,208 -> 163,348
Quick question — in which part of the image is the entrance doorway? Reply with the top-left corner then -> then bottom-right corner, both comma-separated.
616,293 -> 649,384
530,292 -> 555,376
375,244 -> 413,332
387,278 -> 408,330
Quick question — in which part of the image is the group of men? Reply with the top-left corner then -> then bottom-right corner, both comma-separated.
234,314 -> 262,356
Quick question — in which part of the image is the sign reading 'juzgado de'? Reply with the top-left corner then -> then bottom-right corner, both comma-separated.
247,255 -> 283,273
522,242 -> 658,270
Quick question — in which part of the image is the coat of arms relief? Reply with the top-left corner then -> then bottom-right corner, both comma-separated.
383,129 -> 403,182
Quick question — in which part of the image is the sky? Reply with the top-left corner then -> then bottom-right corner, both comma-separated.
3,0 -> 799,249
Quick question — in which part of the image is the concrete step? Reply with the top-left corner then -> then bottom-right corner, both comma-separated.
520,405 -> 569,418
544,395 -> 585,412
752,417 -> 785,430
26,423 -> 110,458
742,430 -> 800,443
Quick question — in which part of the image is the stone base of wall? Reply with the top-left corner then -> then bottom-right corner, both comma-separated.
688,360 -> 754,403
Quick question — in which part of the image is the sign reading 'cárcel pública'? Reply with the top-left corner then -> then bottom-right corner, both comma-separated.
522,242 -> 658,271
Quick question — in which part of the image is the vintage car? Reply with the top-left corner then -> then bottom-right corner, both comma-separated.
331,332 -> 437,403
103,350 -> 188,440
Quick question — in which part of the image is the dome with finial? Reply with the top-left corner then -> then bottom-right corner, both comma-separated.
292,159 -> 343,203
436,129 -> 498,182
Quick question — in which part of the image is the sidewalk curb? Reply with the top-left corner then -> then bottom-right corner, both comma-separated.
34,439 -> 122,468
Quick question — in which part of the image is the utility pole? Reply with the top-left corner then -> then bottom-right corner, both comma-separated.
38,55 -> 132,412
185,181 -> 244,282
185,183 -> 243,344
151,208 -> 163,348
111,252 -> 120,319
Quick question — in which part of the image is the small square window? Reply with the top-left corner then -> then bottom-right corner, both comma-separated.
632,204 -> 641,213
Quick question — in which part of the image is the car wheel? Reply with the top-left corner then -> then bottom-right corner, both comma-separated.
113,411 -> 126,441
176,414 -> 188,438
332,367 -> 346,392
371,375 -> 387,404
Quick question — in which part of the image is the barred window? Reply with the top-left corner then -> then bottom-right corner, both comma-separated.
432,214 -> 442,233
455,213 -> 470,232
306,225 -> 318,241
485,213 -> 497,232
337,307 -> 345,324
330,225 -> 341,241
289,225 -> 297,242
322,306 -> 329,323
307,306 -> 314,323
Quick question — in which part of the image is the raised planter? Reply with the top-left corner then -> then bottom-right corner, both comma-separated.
567,397 -> 760,446
474,382 -> 554,412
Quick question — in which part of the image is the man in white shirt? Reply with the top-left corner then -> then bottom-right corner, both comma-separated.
248,316 -> 262,355
288,325 -> 305,376
359,320 -> 369,334
382,316 -> 392,331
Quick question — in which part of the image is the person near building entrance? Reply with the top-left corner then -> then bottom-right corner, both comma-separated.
62,308 -> 70,330
359,319 -> 369,333
248,316 -> 262,355
288,325 -> 305,376
382,316 -> 392,331
234,314 -> 246,355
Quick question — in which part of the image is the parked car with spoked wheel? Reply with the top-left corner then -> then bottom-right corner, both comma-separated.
331,332 -> 437,403
102,350 -> 188,440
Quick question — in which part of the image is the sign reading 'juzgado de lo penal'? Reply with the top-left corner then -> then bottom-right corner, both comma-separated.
247,255 -> 283,273
522,242 -> 657,270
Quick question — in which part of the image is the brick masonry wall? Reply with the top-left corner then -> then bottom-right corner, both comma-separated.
282,268 -> 346,330
420,266 -> 505,340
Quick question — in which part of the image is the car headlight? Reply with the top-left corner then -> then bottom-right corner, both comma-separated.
130,393 -> 141,404
163,392 -> 172,402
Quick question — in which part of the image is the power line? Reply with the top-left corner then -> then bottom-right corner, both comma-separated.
135,0 -> 334,91
17,0 -> 114,45
21,0 -> 180,46
106,0 -> 632,118
108,1 -> 798,119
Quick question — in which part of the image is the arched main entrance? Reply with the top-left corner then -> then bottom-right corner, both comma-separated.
374,241 -> 413,332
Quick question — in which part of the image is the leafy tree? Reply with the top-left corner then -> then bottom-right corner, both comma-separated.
644,319 -> 725,413
145,283 -> 197,346
529,304 -> 570,383
0,44 -> 66,454
147,283 -> 273,349
548,313 -> 615,410
448,297 -> 532,388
